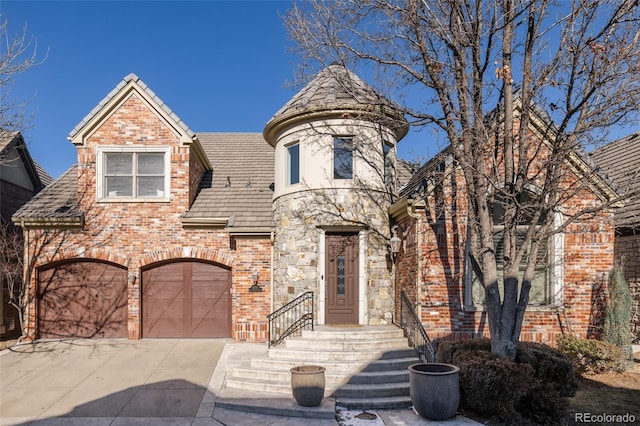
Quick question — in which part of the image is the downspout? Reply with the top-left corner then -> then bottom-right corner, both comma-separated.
20,222 -> 30,342
270,231 -> 274,314
406,200 -> 423,320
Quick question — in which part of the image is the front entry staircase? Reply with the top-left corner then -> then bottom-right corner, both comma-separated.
220,325 -> 420,411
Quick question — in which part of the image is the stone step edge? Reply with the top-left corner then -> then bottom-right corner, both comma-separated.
214,396 -> 336,419
336,395 -> 413,410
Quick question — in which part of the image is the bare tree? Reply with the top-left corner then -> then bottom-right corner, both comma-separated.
0,15 -> 45,136
285,0 -> 640,358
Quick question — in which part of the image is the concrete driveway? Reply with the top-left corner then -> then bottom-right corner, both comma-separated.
0,338 -> 226,425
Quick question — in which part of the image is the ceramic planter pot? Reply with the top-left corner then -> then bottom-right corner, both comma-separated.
409,363 -> 460,420
290,365 -> 326,407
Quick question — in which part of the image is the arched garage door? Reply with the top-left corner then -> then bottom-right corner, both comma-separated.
37,260 -> 128,338
142,260 -> 231,338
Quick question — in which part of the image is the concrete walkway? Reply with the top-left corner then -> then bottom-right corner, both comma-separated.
0,338 -> 479,425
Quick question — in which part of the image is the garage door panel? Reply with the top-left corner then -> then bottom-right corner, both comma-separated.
142,261 -> 231,338
38,261 -> 128,338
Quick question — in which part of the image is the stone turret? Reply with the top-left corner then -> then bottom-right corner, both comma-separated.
264,64 -> 408,325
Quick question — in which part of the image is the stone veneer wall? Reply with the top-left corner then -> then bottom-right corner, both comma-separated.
272,188 -> 395,325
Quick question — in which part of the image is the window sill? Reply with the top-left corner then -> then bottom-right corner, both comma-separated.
462,304 -> 564,313
98,198 -> 170,203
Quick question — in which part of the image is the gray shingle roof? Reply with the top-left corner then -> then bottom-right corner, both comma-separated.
591,132 -> 640,229
12,165 -> 82,225
13,134 -> 274,229
264,64 -> 408,145
183,133 -> 274,229
68,73 -> 196,142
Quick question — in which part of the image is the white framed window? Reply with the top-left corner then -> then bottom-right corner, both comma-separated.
383,141 -> 395,190
464,201 -> 564,308
96,146 -> 170,201
334,137 -> 353,180
287,142 -> 300,185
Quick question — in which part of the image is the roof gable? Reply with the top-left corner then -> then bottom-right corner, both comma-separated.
67,73 -> 211,170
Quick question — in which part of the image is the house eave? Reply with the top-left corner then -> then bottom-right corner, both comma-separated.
180,217 -> 229,228
263,105 -> 409,147
14,216 -> 84,229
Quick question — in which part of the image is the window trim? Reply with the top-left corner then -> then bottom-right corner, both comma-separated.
464,211 -> 564,310
286,142 -> 300,186
96,146 -> 171,202
333,136 -> 354,180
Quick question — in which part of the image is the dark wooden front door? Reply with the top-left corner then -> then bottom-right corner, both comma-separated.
142,261 -> 231,338
325,233 -> 359,324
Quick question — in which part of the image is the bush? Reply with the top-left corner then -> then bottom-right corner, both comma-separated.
436,339 -> 573,423
556,334 -> 628,374
517,341 -> 577,397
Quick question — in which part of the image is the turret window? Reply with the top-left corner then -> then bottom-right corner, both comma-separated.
287,143 -> 300,185
334,137 -> 353,179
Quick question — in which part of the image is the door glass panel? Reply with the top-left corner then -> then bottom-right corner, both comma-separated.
337,255 -> 345,295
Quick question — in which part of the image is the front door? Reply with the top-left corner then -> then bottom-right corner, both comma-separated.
325,233 -> 359,324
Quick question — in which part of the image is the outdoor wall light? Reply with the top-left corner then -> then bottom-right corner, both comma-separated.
390,225 -> 402,262
250,270 -> 263,292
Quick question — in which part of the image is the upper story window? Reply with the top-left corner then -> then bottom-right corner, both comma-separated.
97,147 -> 170,201
287,142 -> 300,185
383,141 -> 395,190
334,137 -> 353,179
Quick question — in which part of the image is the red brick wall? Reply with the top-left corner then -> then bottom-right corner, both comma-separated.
22,94 -> 272,342
394,157 -> 616,347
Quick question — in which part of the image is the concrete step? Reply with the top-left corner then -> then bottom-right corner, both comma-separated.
300,326 -> 405,340
284,336 -> 409,351
248,355 -> 418,376
332,381 -> 409,399
215,394 -> 337,419
267,347 -> 414,362
336,395 -> 412,410
222,325 -> 418,411
231,366 -> 411,389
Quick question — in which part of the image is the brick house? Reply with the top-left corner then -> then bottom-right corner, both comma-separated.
13,67 -> 621,345
389,109 -> 621,346
1,131 -> 51,339
591,133 -> 640,342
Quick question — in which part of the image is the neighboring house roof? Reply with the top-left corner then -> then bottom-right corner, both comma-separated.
0,131 -> 51,189
591,132 -> 640,230
12,165 -> 82,227
264,64 -> 409,145
182,133 -> 275,231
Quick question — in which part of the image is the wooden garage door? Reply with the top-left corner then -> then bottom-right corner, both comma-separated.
142,261 -> 231,338
37,261 -> 128,338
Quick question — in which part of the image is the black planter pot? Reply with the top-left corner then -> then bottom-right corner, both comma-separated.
409,363 -> 460,420
290,365 -> 326,407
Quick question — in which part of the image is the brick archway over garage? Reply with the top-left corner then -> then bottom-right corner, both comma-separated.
141,260 -> 232,338
37,260 -> 128,338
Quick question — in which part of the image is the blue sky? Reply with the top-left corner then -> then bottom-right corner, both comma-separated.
2,0 -> 433,179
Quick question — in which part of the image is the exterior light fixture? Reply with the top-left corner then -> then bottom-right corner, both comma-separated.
250,270 -> 262,292
390,225 -> 402,262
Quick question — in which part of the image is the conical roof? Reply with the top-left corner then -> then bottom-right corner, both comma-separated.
264,64 -> 408,145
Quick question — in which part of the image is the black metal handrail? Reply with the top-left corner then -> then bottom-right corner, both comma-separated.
399,289 -> 436,362
267,291 -> 314,348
